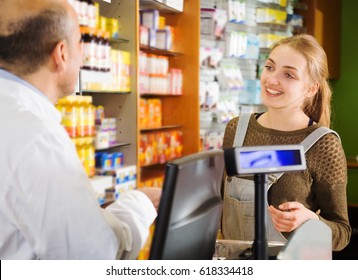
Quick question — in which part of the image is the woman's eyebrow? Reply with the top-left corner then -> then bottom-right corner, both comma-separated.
268,57 -> 299,72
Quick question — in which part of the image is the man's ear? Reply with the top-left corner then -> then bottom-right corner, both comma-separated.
306,82 -> 319,98
51,40 -> 68,72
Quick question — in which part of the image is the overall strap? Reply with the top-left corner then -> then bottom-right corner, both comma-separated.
301,126 -> 340,152
224,113 -> 252,197
268,126 -> 339,186
233,113 -> 251,147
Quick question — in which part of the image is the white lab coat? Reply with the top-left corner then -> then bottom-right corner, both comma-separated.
0,69 -> 156,259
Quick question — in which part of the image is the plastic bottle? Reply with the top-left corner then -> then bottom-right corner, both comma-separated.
96,29 -> 105,72
84,137 -> 95,177
87,0 -> 97,28
76,137 -> 86,171
95,105 -> 105,125
77,96 -> 86,137
86,96 -> 96,137
63,96 -> 78,138
103,31 -> 111,72
78,0 -> 89,26
88,137 -> 95,177
55,98 -> 66,125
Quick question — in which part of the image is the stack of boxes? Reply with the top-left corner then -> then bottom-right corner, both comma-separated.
94,107 -> 137,199
139,47 -> 183,95
140,9 -> 173,51
139,99 -> 162,129
139,130 -> 183,167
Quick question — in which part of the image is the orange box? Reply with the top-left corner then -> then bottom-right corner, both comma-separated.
139,134 -> 148,166
153,99 -> 162,127
156,132 -> 167,164
164,131 -> 172,160
147,99 -> 162,128
139,98 -> 148,129
167,130 -> 183,160
148,133 -> 158,164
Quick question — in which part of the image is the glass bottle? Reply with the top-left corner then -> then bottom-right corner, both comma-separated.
81,26 -> 96,71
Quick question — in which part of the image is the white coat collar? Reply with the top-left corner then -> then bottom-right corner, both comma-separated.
0,68 -> 62,124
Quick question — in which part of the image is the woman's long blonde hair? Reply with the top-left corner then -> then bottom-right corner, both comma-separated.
270,34 -> 332,127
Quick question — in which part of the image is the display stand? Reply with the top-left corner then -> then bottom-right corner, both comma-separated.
223,144 -> 307,260
253,174 -> 268,260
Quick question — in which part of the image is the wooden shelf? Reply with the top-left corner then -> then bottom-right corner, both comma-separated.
139,0 -> 183,14
96,0 -> 200,186
297,0 -> 341,79
256,22 -> 293,33
140,155 -> 182,169
140,164 -> 166,182
109,37 -> 130,45
138,0 -> 200,184
347,157 -> 358,169
82,90 -> 131,95
139,44 -> 183,56
256,1 -> 288,11
140,125 -> 182,132
290,0 -> 308,10
140,93 -> 182,97
140,162 -> 166,169
95,142 -> 130,152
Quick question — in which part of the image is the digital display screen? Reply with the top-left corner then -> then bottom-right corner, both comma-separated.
224,145 -> 307,175
239,150 -> 302,169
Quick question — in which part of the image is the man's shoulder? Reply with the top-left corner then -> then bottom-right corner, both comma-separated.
0,106 -> 67,156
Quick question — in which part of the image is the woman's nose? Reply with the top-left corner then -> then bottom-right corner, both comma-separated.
264,75 -> 280,86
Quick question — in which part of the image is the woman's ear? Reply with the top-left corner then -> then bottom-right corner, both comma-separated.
306,82 -> 319,98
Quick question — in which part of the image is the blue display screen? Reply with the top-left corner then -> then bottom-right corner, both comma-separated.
240,150 -> 302,169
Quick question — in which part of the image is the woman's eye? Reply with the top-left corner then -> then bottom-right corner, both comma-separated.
264,65 -> 272,71
285,73 -> 294,79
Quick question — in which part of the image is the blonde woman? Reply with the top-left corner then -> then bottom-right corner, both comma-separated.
222,34 -> 351,251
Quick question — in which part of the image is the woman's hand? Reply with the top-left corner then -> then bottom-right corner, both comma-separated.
268,202 -> 319,232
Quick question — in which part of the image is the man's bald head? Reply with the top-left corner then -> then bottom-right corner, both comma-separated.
0,0 -> 77,75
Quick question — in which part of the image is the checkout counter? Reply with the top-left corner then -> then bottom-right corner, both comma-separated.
214,219 -> 332,260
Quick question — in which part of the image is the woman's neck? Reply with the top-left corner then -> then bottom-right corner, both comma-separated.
257,110 -> 310,131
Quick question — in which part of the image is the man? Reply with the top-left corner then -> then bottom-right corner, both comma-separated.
0,0 -> 161,259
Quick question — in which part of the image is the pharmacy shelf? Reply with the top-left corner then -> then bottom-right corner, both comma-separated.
256,22 -> 293,33
140,125 -> 182,132
290,0 -> 308,10
140,154 -> 182,169
140,93 -> 182,97
95,142 -> 131,152
96,0 -> 200,187
80,69 -> 111,84
139,0 -> 183,13
109,37 -> 130,45
256,1 -> 288,11
139,44 -> 183,56
82,90 -> 131,95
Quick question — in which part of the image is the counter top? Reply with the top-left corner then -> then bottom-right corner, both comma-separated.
347,157 -> 358,169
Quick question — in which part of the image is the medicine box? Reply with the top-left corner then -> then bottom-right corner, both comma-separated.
165,0 -> 184,12
141,10 -> 160,29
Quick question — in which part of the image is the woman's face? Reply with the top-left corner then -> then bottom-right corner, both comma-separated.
260,45 -> 313,111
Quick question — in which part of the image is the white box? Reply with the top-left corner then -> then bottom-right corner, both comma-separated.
141,10 -> 160,29
165,0 -> 184,12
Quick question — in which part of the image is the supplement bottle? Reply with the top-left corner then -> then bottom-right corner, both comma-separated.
81,26 -> 97,71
